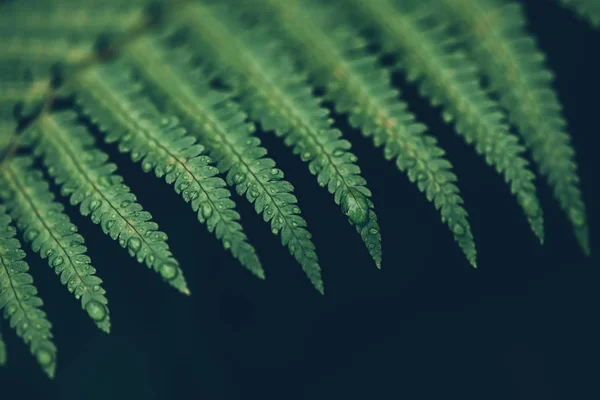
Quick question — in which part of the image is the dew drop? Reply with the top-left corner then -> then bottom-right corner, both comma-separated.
120,200 -> 131,208
36,349 -> 53,367
452,222 -> 466,236
569,208 -> 585,226
67,276 -> 78,292
333,149 -> 344,157
52,256 -> 64,267
92,285 -> 101,292
249,189 -> 260,198
85,300 -> 107,321
200,202 -> 213,219
106,220 -> 115,230
271,228 -> 279,235
223,241 -> 231,250
369,228 -> 378,235
153,232 -> 168,241
301,151 -> 312,161
127,237 -> 142,253
89,199 -> 102,212
292,207 -> 300,214
189,191 -> 199,201
165,164 -> 175,174
270,168 -> 279,175
233,172 -> 246,184
74,286 -> 85,299
159,261 -> 178,280
142,161 -> 153,172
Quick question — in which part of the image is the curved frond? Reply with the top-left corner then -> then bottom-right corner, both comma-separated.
0,205 -> 56,377
334,0 -> 544,242
0,156 -> 111,332
558,0 -> 600,28
119,38 -> 324,290
21,111 -> 189,294
247,0 -> 477,265
438,0 -> 590,254
172,2 -> 383,268
71,61 -> 265,279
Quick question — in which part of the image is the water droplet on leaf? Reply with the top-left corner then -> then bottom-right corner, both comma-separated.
200,202 -> 213,219
127,237 -> 142,253
85,300 -> 107,321
36,349 -> 53,367
159,261 -> 178,280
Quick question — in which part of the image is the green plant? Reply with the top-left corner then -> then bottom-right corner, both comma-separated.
0,0 -> 595,377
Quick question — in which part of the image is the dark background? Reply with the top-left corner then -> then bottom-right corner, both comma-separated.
1,1 -> 599,399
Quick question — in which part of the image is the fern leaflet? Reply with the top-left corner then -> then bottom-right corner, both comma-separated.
0,156 -> 111,332
248,0 -> 478,265
172,2 -> 383,269
0,205 -> 56,377
21,111 -> 190,294
122,37 -> 323,290
70,60 -> 265,279
335,0 -> 545,243
437,0 -> 590,254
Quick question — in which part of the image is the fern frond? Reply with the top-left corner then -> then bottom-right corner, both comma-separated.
438,0 -> 590,254
0,205 -> 56,377
21,111 -> 190,294
71,61 -> 265,279
0,156 -> 111,332
173,2 -> 383,268
558,0 -> 600,28
117,37 -> 324,290
0,325 -> 7,366
334,0 -> 544,243
245,0 -> 476,265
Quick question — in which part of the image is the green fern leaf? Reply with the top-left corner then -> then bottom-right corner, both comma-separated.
21,111 -> 190,294
558,0 -> 600,27
70,61 -> 265,279
438,0 -> 590,254
0,156 -> 111,332
171,2 -> 383,268
245,0 -> 477,265
118,38 -> 324,290
332,0 -> 544,243
0,205 -> 56,377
